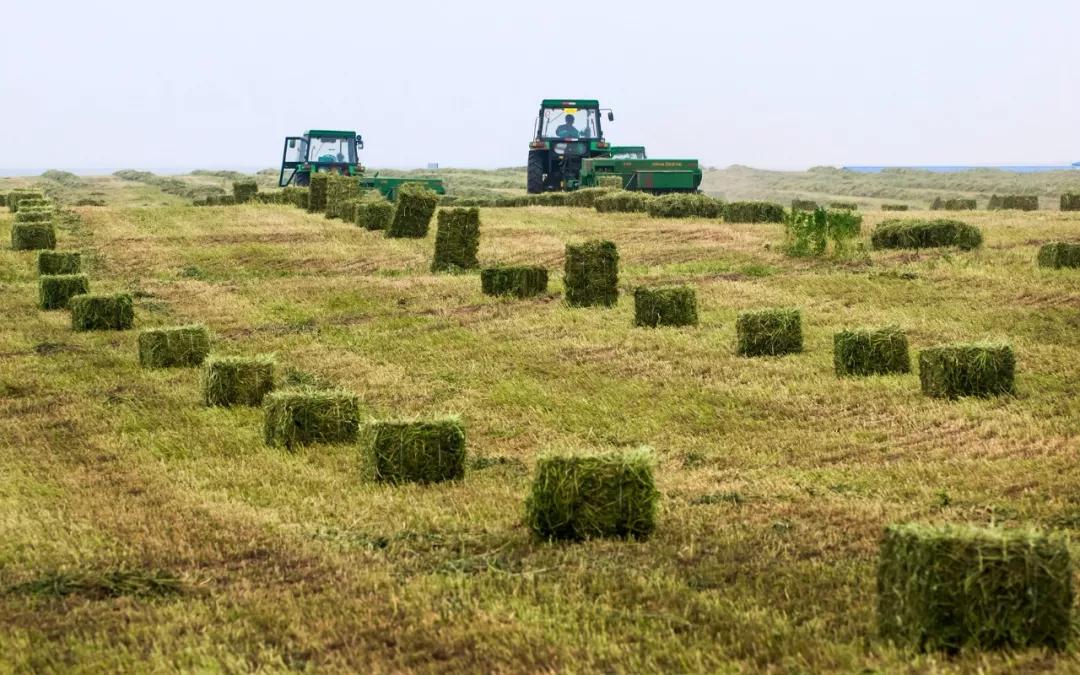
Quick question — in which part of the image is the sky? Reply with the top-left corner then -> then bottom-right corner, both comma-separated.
0,0 -> 1076,172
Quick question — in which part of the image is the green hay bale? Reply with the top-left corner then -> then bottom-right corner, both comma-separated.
202,355 -> 274,407
919,343 -> 1015,399
14,209 -> 52,224
870,219 -> 983,251
232,180 -> 258,203
833,326 -> 910,376
138,324 -> 211,369
525,447 -> 658,541
356,199 -> 394,231
1060,193 -> 1080,211
988,194 -> 1038,211
263,389 -> 360,449
931,197 -> 977,211
324,174 -> 362,220
431,207 -> 480,272
877,523 -> 1072,652
11,222 -> 56,251
387,183 -> 438,238
0,194 -> 6,207
37,251 -> 81,275
881,204 -> 910,211
1037,242 -> 1080,269
362,417 -> 466,484
724,201 -> 786,223
564,240 -> 618,307
565,187 -> 614,208
646,193 -> 723,219
282,186 -> 309,209
480,265 -> 548,298
38,274 -> 89,310
736,308 -> 802,357
7,189 -> 44,212
633,286 -> 698,327
70,293 -> 134,331
791,199 -> 818,212
597,176 -> 624,189
594,191 -> 655,213
829,202 -> 858,211
307,172 -> 329,212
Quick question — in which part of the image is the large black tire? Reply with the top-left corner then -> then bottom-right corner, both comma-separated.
527,151 -> 545,194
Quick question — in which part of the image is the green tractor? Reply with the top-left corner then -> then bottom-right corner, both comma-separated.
527,99 -> 615,193
278,129 -> 444,200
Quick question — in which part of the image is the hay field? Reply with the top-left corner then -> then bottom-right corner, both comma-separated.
2,177 -> 1080,671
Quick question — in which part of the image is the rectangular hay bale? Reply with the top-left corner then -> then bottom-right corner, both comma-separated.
232,180 -> 258,203
387,183 -> 438,238
11,222 -> 56,251
202,355 -> 274,407
307,172 -> 329,212
525,447 -> 658,541
70,293 -> 134,331
791,199 -> 818,212
37,250 -> 81,275
871,219 -> 982,251
877,523 -> 1072,652
480,266 -> 548,298
881,204 -> 910,211
138,324 -> 211,369
736,308 -> 802,357
1037,242 -> 1080,269
988,194 -> 1038,211
263,389 -> 360,449
1061,193 -> 1080,211
833,326 -> 910,376
633,285 -> 698,327
564,240 -> 618,307
39,274 -> 89,310
431,207 -> 480,272
918,343 -> 1015,398
356,199 -> 394,231
362,417 -> 466,484
324,174 -> 362,220
723,201 -> 786,223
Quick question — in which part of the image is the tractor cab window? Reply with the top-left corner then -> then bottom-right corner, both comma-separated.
307,136 -> 356,164
539,107 -> 601,140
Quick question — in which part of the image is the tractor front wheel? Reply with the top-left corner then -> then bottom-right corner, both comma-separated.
527,151 -> 545,194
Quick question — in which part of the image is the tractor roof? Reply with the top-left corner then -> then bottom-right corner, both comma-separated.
306,129 -> 357,138
541,99 -> 600,108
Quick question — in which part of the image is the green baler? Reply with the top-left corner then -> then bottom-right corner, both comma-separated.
580,157 -> 702,193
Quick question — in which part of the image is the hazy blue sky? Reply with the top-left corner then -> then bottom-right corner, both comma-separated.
1,0 -> 1076,171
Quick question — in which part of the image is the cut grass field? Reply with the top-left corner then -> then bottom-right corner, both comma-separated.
2,180 -> 1080,671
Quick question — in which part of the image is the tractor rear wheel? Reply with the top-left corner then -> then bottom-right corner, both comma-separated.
527,151 -> 545,194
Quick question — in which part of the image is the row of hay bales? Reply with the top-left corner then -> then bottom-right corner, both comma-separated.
928,193 -> 1080,211
7,190 -> 60,251
868,217 -> 1080,267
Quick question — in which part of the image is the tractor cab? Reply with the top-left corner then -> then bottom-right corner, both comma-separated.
279,130 -> 364,187
527,99 -> 614,193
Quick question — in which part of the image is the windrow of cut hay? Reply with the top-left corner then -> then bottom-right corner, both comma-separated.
870,219 -> 983,250
362,417 -> 466,484
480,266 -> 548,298
431,208 -> 480,272
138,325 -> 211,369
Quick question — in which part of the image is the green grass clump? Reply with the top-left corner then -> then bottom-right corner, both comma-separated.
724,201 -> 786,223
38,274 -> 89,310
881,204 -> 910,211
736,308 -> 802,357
791,199 -> 818,212
138,325 -> 211,369
565,188 -> 615,208
37,250 -> 80,275
388,183 -> 438,238
202,356 -> 274,407
431,208 -> 480,272
987,195 -> 1038,211
1060,193 -> 1080,211
356,199 -> 394,231
263,389 -> 360,449
877,523 -> 1072,652
11,222 -> 56,251
564,240 -> 618,307
833,327 -> 910,376
232,180 -> 258,203
919,343 -> 1015,399
362,417 -> 466,484
70,293 -> 134,331
871,219 -> 983,250
646,193 -> 722,219
325,174 -> 362,220
594,191 -> 655,213
1037,242 -> 1080,269
480,266 -> 548,298
525,447 -> 659,541
633,286 -> 698,327
307,173 -> 329,212
931,197 -> 977,211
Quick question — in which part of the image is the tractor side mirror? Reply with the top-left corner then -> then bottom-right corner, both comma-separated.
607,112 -> 614,121
356,135 -> 364,150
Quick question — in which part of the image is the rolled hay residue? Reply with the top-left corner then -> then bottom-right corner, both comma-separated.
564,240 -> 618,307
1037,242 -> 1080,269
480,266 -> 548,298
1060,193 -> 1080,211
723,201 -> 786,223
736,308 -> 802,357
138,324 -> 211,369
356,198 -> 394,231
324,174 -> 362,220
525,447 -> 659,541
202,355 -> 274,407
877,523 -> 1072,652
283,186 -> 309,209
431,207 -> 480,272
232,180 -> 258,203
594,191 -> 655,213
881,204 -> 910,211
307,172 -> 329,212
870,219 -> 983,251
833,326 -> 910,376
988,194 -> 1038,211
646,193 -> 722,219
387,183 -> 438,238
70,293 -> 134,331
918,343 -> 1015,399
263,388 -> 360,449
633,285 -> 698,327
930,197 -> 977,211
37,250 -> 81,275
39,274 -> 89,310
791,199 -> 819,212
565,187 -> 615,208
597,176 -> 624,189
362,417 -> 466,484
11,222 -> 56,251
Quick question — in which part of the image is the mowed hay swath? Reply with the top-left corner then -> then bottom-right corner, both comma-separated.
356,199 -> 394,231
387,183 -> 438,238
919,343 -> 1015,398
37,250 -> 80,275
633,286 -> 698,327
38,274 -> 89,310
525,448 -> 659,541
202,356 -> 274,407
362,417 -> 466,484
871,219 -> 983,251
480,266 -> 548,298
431,207 -> 480,272
70,293 -> 134,331
736,308 -> 802,357
1037,242 -> 1080,269
564,240 -> 618,307
834,327 -> 910,376
877,523 -> 1072,652
11,223 -> 56,251
138,325 -> 211,369
263,389 -> 360,449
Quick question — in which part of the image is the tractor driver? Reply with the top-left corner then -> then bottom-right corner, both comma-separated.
555,114 -> 580,139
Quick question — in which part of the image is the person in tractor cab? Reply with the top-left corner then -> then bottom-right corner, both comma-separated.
555,114 -> 580,139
